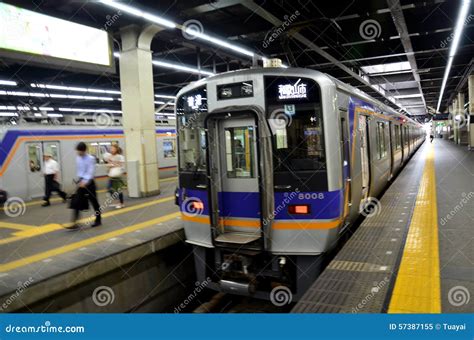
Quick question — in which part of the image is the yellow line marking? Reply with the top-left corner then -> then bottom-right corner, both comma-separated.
14,196 -> 175,237
0,212 -> 181,272
0,177 -> 177,209
0,196 -> 174,245
0,222 -> 35,231
388,144 -> 441,313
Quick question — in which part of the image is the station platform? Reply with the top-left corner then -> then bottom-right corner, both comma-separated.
292,139 -> 473,314
0,177 -> 188,312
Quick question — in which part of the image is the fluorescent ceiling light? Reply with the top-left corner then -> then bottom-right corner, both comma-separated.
436,0 -> 471,113
47,113 -> 63,118
0,80 -> 17,86
361,61 -> 411,75
155,94 -> 176,99
58,107 -> 122,113
393,94 -> 423,99
114,52 -> 214,76
33,113 -> 43,117
152,59 -> 214,76
0,105 -> 16,110
99,0 -> 176,28
32,83 -> 121,95
0,90 -> 113,101
0,112 -> 18,117
184,29 -> 254,57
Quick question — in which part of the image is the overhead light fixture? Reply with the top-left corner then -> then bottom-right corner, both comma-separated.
99,0 -> 176,28
436,0 -> 471,113
47,113 -> 64,118
155,94 -> 176,99
0,112 -> 18,117
183,29 -> 254,57
31,83 -> 121,95
0,80 -> 17,86
113,52 -> 214,77
58,108 -> 122,113
152,59 -> 214,76
0,90 -> 114,101
393,94 -> 423,99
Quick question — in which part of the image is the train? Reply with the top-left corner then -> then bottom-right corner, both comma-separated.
175,67 -> 425,301
0,125 -> 177,200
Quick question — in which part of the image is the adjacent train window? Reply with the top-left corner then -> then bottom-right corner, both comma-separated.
27,144 -> 41,172
224,126 -> 254,178
265,76 -> 325,172
87,141 -> 119,164
394,125 -> 401,150
404,126 -> 409,146
376,122 -> 387,159
163,139 -> 176,158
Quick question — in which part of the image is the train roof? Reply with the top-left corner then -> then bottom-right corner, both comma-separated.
178,67 -> 423,127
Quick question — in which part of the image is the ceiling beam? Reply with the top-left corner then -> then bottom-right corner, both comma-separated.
386,0 -> 427,111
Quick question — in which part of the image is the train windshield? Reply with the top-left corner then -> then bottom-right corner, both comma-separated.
264,76 -> 325,172
176,86 -> 208,172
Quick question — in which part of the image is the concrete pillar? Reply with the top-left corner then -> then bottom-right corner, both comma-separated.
119,25 -> 162,197
452,99 -> 458,143
457,92 -> 465,145
469,75 -> 474,150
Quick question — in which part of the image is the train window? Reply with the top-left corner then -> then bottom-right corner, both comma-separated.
163,139 -> 176,158
27,144 -> 41,172
176,86 -> 208,172
264,76 -> 325,172
376,122 -> 387,159
224,126 -> 254,178
394,125 -> 401,150
404,127 -> 409,146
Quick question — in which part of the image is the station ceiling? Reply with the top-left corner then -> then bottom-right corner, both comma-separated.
0,0 -> 473,120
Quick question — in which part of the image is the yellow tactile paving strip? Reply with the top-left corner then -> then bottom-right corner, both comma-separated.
388,144 -> 441,313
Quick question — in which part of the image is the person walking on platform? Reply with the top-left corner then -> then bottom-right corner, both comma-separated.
430,133 -> 434,143
42,153 -> 67,207
106,145 -> 126,209
68,142 -> 101,229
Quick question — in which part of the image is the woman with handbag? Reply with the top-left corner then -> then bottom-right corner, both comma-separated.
106,145 -> 126,209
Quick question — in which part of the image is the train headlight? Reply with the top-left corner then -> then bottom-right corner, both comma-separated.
288,204 -> 310,215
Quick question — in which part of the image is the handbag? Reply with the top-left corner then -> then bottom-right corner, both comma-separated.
109,166 -> 124,178
69,188 -> 89,211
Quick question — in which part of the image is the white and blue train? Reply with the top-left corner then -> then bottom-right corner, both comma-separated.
175,67 -> 425,300
0,126 -> 177,200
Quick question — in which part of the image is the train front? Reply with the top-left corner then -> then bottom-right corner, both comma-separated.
175,69 -> 344,300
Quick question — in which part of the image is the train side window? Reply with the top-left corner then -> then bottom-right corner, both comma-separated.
27,144 -> 41,172
376,122 -> 387,159
394,125 -> 401,150
163,139 -> 177,158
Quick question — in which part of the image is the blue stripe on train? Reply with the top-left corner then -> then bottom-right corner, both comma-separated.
218,192 -> 260,219
273,190 -> 343,220
0,128 -> 176,167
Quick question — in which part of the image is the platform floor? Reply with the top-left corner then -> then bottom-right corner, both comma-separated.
292,139 -> 473,313
0,177 -> 182,303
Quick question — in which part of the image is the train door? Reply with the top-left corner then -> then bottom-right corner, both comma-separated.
358,115 -> 370,199
26,141 -> 62,199
340,111 -> 351,209
26,142 -> 44,199
389,122 -> 394,178
212,115 -> 262,246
